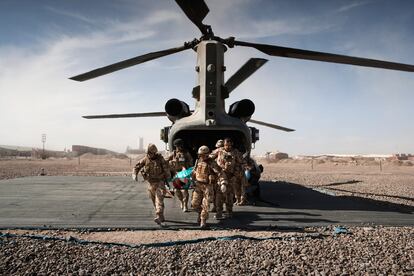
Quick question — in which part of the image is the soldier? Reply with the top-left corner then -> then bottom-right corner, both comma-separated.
212,138 -> 245,217
209,139 -> 224,212
191,145 -> 226,228
238,153 -> 251,206
132,143 -> 171,225
211,139 -> 224,155
167,138 -> 193,212
245,156 -> 263,205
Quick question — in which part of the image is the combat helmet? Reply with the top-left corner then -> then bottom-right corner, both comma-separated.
173,138 -> 184,147
147,143 -> 158,154
224,137 -> 233,145
223,137 -> 233,151
198,145 -> 210,155
215,139 -> 224,148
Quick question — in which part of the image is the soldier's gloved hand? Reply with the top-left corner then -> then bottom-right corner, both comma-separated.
132,173 -> 138,181
220,179 -> 228,185
219,180 -> 228,193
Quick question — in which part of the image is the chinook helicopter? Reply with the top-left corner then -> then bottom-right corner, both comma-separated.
70,0 -> 414,155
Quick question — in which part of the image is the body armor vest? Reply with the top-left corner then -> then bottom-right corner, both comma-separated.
217,150 -> 236,174
195,159 -> 211,183
171,151 -> 188,171
142,156 -> 164,180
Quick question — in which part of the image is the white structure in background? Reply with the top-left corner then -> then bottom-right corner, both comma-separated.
265,151 -> 289,161
139,137 -> 144,152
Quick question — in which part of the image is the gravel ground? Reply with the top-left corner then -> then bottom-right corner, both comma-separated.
1,226 -> 413,275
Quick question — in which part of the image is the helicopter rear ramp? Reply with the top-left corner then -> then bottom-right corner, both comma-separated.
0,176 -> 412,229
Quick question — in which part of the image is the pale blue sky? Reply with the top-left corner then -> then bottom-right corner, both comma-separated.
0,0 -> 413,155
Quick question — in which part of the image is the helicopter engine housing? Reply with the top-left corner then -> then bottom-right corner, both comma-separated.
228,99 -> 255,122
165,98 -> 191,122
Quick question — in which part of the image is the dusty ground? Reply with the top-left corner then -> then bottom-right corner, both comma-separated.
0,155 -> 134,180
261,161 -> 414,207
5,229 -> 297,245
1,156 -> 413,274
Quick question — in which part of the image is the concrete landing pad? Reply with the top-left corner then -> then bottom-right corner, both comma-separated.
0,176 -> 412,229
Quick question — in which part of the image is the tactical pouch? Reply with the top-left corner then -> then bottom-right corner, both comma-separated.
140,170 -> 150,181
209,175 -> 216,185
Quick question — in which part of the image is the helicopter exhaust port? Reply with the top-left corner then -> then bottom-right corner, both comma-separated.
165,98 -> 191,122
228,99 -> 255,122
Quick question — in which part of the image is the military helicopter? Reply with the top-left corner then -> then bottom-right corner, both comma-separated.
70,0 -> 414,155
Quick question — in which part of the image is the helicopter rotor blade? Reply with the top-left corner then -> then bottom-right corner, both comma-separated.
233,40 -> 414,72
70,44 -> 192,82
225,58 -> 268,94
83,112 -> 166,119
175,0 -> 210,35
249,119 -> 295,132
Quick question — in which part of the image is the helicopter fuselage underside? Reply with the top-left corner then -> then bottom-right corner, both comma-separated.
168,111 -> 252,154
166,40 -> 253,153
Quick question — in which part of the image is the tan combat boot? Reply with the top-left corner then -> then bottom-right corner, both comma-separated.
235,196 -> 242,206
239,196 -> 248,206
214,212 -> 223,220
154,217 -> 162,225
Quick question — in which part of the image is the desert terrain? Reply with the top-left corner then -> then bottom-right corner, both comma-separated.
1,154 -> 413,207
0,155 -> 413,275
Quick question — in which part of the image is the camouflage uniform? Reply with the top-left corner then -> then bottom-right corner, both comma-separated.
238,155 -> 250,205
209,140 -> 224,212
167,148 -> 193,212
212,144 -> 245,216
133,144 -> 170,224
230,150 -> 245,205
239,172 -> 248,205
191,146 -> 224,228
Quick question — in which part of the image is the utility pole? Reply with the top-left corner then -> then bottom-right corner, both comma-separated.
41,134 -> 46,159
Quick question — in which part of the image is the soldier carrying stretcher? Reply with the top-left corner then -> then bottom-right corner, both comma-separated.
209,139 -> 224,213
166,138 -> 193,212
191,145 -> 227,228
210,138 -> 246,218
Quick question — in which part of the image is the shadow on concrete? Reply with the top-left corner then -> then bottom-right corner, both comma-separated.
164,220 -> 196,226
258,181 -> 414,214
1,176 -> 411,229
213,210 -> 337,230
